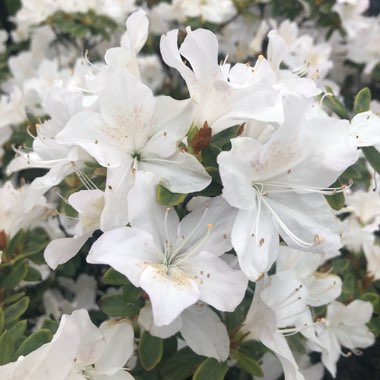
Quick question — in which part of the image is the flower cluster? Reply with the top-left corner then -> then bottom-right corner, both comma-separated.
0,1 -> 379,380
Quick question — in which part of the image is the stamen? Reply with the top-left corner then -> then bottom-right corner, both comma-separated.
169,205 -> 209,258
260,196 -> 314,248
173,224 -> 213,266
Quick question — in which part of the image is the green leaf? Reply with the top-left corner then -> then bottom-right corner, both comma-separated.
362,146 -> 380,174
99,294 -> 139,317
202,143 -> 221,168
3,292 -> 25,306
325,181 -> 345,210
331,258 -> 350,273
102,267 -> 130,286
192,358 -> 228,380
122,283 -> 141,303
354,87 -> 371,115
14,329 -> 52,359
40,319 -> 59,335
0,331 -> 14,365
156,185 -> 186,206
2,261 -> 28,290
360,292 -> 380,312
0,308 -> 4,335
4,296 -> 29,326
7,320 -> 27,344
232,350 -> 264,377
323,87 -> 349,120
211,125 -> 242,148
160,347 -> 205,380
162,336 -> 178,361
139,331 -> 163,371
24,266 -> 42,282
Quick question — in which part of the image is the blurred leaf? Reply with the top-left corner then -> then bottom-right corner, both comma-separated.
232,350 -> 263,377
323,87 -> 349,120
156,184 -> 186,206
139,331 -> 163,371
360,292 -> 380,312
193,358 -> 228,380
362,147 -> 380,174
3,292 -> 25,306
332,258 -> 350,273
14,329 -> 52,359
4,296 -> 29,326
24,266 -> 42,282
8,320 -> 27,345
0,331 -> 14,365
40,319 -> 59,335
160,347 -> 205,380
0,308 -> 4,335
122,283 -> 141,303
102,267 -> 130,286
354,87 -> 371,115
99,294 -> 139,317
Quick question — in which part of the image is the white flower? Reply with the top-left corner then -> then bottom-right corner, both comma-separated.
0,181 -> 52,239
349,111 -> 380,147
276,246 -> 342,307
0,309 -> 135,380
160,26 -> 280,133
7,87 -> 92,211
44,189 -> 104,269
241,275 -> 308,380
57,69 -> 210,230
87,172 -> 247,326
312,300 -> 374,377
218,98 -> 357,280
175,0 -> 237,24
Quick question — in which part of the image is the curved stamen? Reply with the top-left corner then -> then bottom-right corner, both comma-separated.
260,195 -> 314,248
173,224 -> 213,266
169,205 -> 209,259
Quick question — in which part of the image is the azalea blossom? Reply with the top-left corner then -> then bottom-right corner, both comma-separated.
311,300 -> 375,377
218,98 -> 358,280
160,26 -> 280,133
57,69 -> 210,230
0,309 -> 135,380
87,172 -> 247,326
44,189 -> 104,269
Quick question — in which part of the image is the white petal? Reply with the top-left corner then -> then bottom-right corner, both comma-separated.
141,150 -> 211,193
218,137 -> 259,211
184,251 -> 247,312
232,207 -> 279,281
87,227 -> 162,286
177,196 -> 236,256
181,306 -> 230,361
96,320 -> 134,375
303,273 -> 342,306
44,233 -> 92,270
128,171 -> 179,250
266,193 -> 342,255
99,70 -> 155,149
139,265 -> 200,326
123,9 -> 149,53
56,111 -> 126,168
160,30 -> 195,92
100,162 -> 134,231
138,303 -> 182,339
350,111 -> 380,147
